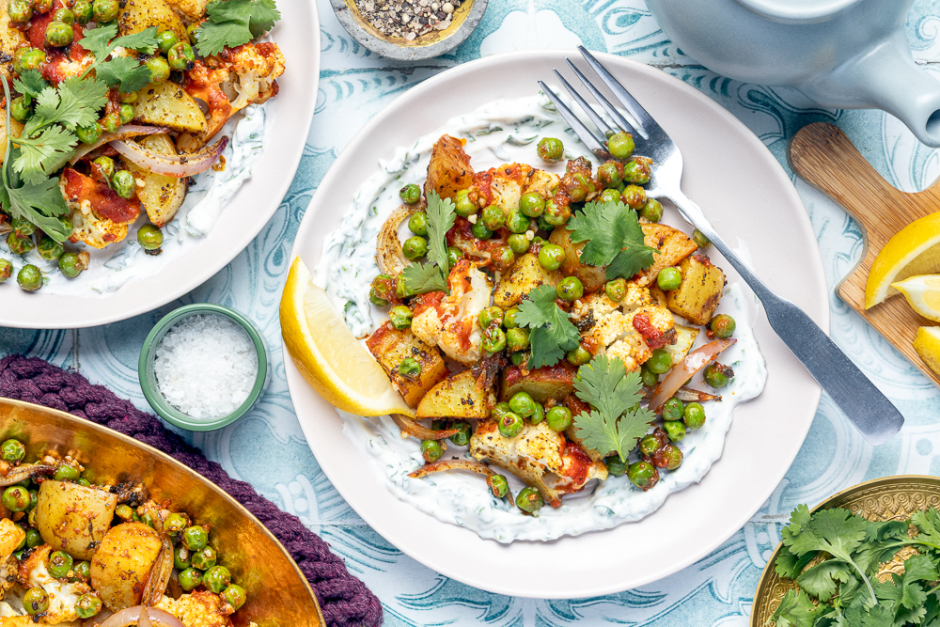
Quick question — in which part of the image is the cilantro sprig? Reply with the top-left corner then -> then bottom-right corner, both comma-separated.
79,24 -> 160,93
567,198 -> 658,280
571,356 -> 655,463
194,0 -> 281,57
401,192 -> 456,295
514,284 -> 580,369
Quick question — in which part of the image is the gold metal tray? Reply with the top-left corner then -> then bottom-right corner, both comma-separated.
0,398 -> 325,627
751,475 -> 940,626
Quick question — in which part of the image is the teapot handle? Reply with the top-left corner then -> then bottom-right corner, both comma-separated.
800,30 -> 940,147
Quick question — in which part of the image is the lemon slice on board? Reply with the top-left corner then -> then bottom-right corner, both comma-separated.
866,212 -> 940,309
914,327 -> 940,377
279,256 -> 413,417
892,275 -> 940,322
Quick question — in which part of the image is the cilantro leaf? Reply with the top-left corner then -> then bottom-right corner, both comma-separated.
567,199 -> 658,280
401,262 -> 448,294
515,284 -> 580,369
30,78 -> 107,133
79,25 -> 159,86
195,0 -> 281,57
2,153 -> 71,243
912,508 -> 940,556
571,356 -> 654,462
13,70 -> 49,98
77,23 -> 119,60
425,192 -> 456,271
13,126 -> 77,184
775,545 -> 818,580
112,27 -> 160,54
797,561 -> 855,603
95,57 -> 152,93
768,589 -> 822,627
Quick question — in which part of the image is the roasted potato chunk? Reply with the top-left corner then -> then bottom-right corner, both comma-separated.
90,522 -> 163,611
494,252 -> 563,308
35,480 -> 117,561
0,3 -> 26,81
500,362 -> 578,403
118,0 -> 187,41
134,81 -> 209,134
416,370 -> 495,419
366,323 -> 448,408
640,223 -> 698,286
121,134 -> 187,227
666,254 -> 725,325
549,227 -> 607,293
424,135 -> 474,201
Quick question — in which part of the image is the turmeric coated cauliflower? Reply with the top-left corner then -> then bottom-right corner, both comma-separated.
17,546 -> 90,624
155,590 -> 234,627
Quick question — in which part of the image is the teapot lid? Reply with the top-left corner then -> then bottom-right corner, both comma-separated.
734,0 -> 861,22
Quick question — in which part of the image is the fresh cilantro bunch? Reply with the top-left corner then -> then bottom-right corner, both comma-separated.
401,192 -> 456,294
514,284 -> 580,369
195,0 -> 281,57
567,198 -> 658,280
769,505 -> 940,627
571,355 -> 655,463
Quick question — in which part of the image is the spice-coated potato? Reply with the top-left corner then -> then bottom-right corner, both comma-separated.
118,0 -> 187,42
134,81 -> 209,134
35,480 -> 117,561
640,223 -> 698,286
121,134 -> 187,227
90,522 -> 163,611
367,323 -> 448,408
499,361 -> 578,403
416,370 -> 495,419
494,252 -> 563,309
666,254 -> 726,326
548,227 -> 607,293
424,135 -> 474,202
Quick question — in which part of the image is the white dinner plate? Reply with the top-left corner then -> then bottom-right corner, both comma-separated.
284,50 -> 826,598
0,2 -> 320,329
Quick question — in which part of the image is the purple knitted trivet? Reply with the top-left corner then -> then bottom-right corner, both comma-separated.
0,354 -> 382,627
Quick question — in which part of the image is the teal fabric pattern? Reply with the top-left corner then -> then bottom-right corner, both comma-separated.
4,0 -> 940,623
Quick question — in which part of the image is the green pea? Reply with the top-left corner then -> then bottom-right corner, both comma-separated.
71,0 -> 92,24
141,513 -> 154,527
640,364 -> 658,388
76,122 -> 103,145
75,479 -> 90,488
54,463 -> 80,481
507,233 -> 531,254
115,504 -> 134,520
683,402 -> 706,430
17,264 -> 42,291
487,474 -> 509,499
471,221 -> 492,240
538,243 -> 565,271
537,137 -> 564,163
11,217 -> 34,239
509,392 -> 536,418
624,160 -> 652,185
186,22 -> 199,44
1,439 -> 25,462
446,246 -> 461,268
566,346 -> 591,367
164,512 -> 187,534
641,198 -> 663,222
556,276 -> 583,301
599,188 -> 620,205
478,306 -> 503,330
395,274 -> 417,299
658,445 -> 683,470
53,7 -> 74,24
709,314 -> 736,339
663,420 -> 686,443
605,455 -> 628,477
25,528 -> 42,548
92,0 -> 118,22
399,357 -> 421,380
167,41 -> 195,71
72,560 -> 90,581
646,349 -> 672,375
543,198 -> 571,227
33,0 -> 52,13
3,486 -> 30,511
174,546 -> 191,570
369,273 -> 394,307
503,308 -> 520,329
454,189 -> 477,217
191,546 -> 217,570
564,172 -> 592,203
529,402 -> 544,425
182,526 -> 209,551
662,397 -> 684,421
621,184 -> 648,210
628,461 -> 659,490
420,439 -> 443,463
598,160 -> 624,189
481,205 -> 505,231
17,48 -> 45,72
11,96 -> 32,123
0,259 -> 11,283
535,215 -> 552,232
45,21 -> 74,46
388,305 -> 413,330
657,266 -> 682,291
491,402 -> 512,422
23,587 -> 49,615
519,192 -> 545,218
505,209 -> 530,234
178,567 -> 202,591
74,594 -> 101,619
516,486 -> 543,513
110,170 -> 135,199
221,584 -> 247,611
48,550 -> 73,578
607,132 -> 635,159
639,433 -> 662,457
482,326 -> 506,355
120,90 -> 138,104
399,183 -> 421,205
604,278 -> 627,302
693,229 -> 711,249
493,244 -> 516,272
59,252 -> 85,279
506,327 -> 529,353
93,156 -> 115,179
704,363 -> 733,389
156,29 -> 179,54
546,406 -> 572,432
449,422 -> 471,447
27,488 -> 37,510
146,56 -> 170,84
118,103 -> 135,124
7,0 -> 32,23
36,237 -> 63,262
510,351 -> 528,367
407,211 -> 428,236
498,412 -> 524,438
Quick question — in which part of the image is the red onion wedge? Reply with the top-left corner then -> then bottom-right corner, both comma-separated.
648,339 -> 736,413
391,414 -> 458,441
110,136 -> 229,178
0,463 -> 55,486
140,533 -> 173,606
69,126 -> 169,164
98,606 -> 183,627
409,459 -> 515,506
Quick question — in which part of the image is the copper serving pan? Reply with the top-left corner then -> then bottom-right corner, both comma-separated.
751,475 -> 940,625
0,398 -> 325,627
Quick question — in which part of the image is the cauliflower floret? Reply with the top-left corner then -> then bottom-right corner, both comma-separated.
0,521 -> 24,564
470,164 -> 560,215
163,0 -> 208,21
411,260 -> 492,365
59,169 -> 137,249
17,546 -> 89,624
155,591 -> 233,627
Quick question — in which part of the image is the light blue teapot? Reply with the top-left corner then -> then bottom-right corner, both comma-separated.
644,0 -> 940,146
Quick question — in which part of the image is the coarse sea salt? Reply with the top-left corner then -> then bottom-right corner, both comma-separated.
154,314 -> 259,420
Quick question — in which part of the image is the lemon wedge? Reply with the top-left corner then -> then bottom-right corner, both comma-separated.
866,212 -> 940,309
279,256 -> 413,417
892,275 -> 940,322
914,327 -> 940,377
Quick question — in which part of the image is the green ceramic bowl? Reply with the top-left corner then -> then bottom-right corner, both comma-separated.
138,303 -> 268,431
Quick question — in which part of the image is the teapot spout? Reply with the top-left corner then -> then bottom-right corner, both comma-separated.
799,31 -> 940,147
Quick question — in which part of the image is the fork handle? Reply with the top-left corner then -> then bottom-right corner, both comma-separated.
667,190 -> 904,446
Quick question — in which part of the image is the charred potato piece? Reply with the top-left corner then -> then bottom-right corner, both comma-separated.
666,254 -> 725,325
35,480 -> 118,561
640,223 -> 698,286
118,0 -> 187,42
549,227 -> 607,293
666,324 -> 700,364
121,134 -> 187,227
500,362 -> 578,403
90,522 -> 163,611
424,135 -> 474,201
416,370 -> 495,419
366,323 -> 448,408
494,252 -> 563,308
0,2 -> 26,81
134,81 -> 208,134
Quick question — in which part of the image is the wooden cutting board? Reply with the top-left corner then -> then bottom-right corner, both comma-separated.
788,122 -> 940,387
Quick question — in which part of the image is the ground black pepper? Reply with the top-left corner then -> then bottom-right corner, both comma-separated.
355,0 -> 464,41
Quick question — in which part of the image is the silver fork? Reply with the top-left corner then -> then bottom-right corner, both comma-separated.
539,46 -> 904,446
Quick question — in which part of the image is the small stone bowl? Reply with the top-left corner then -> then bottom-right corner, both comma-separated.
138,303 -> 268,432
330,0 -> 488,61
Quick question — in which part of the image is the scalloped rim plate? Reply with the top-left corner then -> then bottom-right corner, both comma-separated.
284,50 -> 827,598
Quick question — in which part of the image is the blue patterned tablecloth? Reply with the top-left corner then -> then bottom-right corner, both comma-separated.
5,1 -> 940,623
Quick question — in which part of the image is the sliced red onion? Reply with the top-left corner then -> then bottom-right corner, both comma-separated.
110,136 -> 229,178
140,533 -> 173,606
69,126 -> 169,164
98,606 -> 183,627
0,463 -> 55,486
648,339 -> 736,413
139,607 -> 152,627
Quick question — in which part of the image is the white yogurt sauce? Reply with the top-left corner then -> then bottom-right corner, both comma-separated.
0,102 -> 274,296
316,94 -> 768,542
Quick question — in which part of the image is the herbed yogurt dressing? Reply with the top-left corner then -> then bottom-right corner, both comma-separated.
316,94 -> 768,542
0,101 -> 274,296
